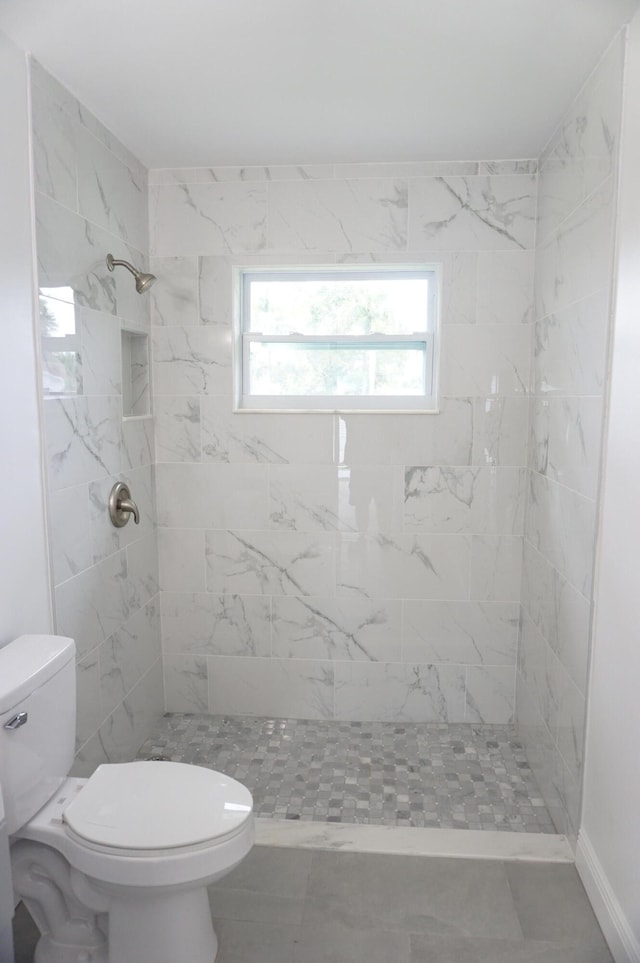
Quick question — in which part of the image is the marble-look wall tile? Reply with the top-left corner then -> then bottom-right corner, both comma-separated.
336,533 -> 470,600
164,654 -> 209,713
440,325 -> 530,397
31,80 -> 77,210
155,396 -> 201,462
36,192 -> 148,328
409,175 -> 537,251
78,307 -> 122,397
267,179 -> 408,252
162,592 -> 271,657
529,396 -> 603,499
402,601 -> 518,665
537,33 -> 623,244
150,256 -> 199,326
534,177 -> 615,321
201,397 -> 335,464
532,291 -> 609,397
150,182 -> 267,256
33,62 -> 161,767
152,325 -> 231,395
476,251 -> 534,324
49,484 -> 92,584
465,666 -> 515,724
472,397 -> 529,467
44,396 -> 121,490
403,466 -> 525,534
526,472 -> 596,597
206,530 -> 336,597
521,541 -> 590,695
334,662 -> 466,722
100,599 -> 161,711
55,549 -> 131,658
76,650 -> 101,748
77,125 -> 148,252
470,535 -> 523,602
208,657 -> 334,719
271,596 -> 401,662
156,463 -> 268,529
337,400 -> 473,467
270,465 -> 403,533
158,528 -> 206,593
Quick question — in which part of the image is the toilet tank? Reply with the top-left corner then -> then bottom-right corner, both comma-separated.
0,636 -> 76,835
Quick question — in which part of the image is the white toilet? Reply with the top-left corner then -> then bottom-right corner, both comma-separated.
0,634 -> 254,963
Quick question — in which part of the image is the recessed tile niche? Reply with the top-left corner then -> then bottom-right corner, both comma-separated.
121,330 -> 150,418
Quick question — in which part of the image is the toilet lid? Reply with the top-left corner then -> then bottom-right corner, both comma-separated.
62,762 -> 253,851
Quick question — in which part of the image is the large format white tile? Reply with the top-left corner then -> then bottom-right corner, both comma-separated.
163,654 -> 209,713
31,80 -> 77,210
476,250 -> 534,324
44,396 -> 121,490
201,397 -> 335,464
270,465 -> 402,533
403,601 -> 518,666
150,182 -> 267,256
152,325 -> 231,395
158,528 -> 206,592
532,291 -> 609,397
529,396 -> 603,500
336,533 -> 470,600
155,396 -> 201,462
334,662 -> 466,722
156,463 -> 268,529
161,592 -> 271,657
471,397 -> 529,467
470,535 -> 523,602
465,666 -> 515,724
409,175 -> 536,251
440,325 -> 530,397
337,400 -> 473,467
267,179 -> 408,252
206,530 -> 336,597
150,256 -> 199,326
208,657 -> 334,718
271,596 -> 401,662
55,549 -> 131,658
403,466 -> 525,534
526,473 -> 596,596
49,484 -> 92,584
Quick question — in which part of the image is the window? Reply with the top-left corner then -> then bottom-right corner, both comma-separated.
236,266 -> 439,411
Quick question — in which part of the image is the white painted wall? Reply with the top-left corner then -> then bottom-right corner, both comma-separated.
0,29 -> 52,643
578,12 -> 640,962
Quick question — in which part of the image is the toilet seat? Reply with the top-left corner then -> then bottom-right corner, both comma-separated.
63,761 -> 252,851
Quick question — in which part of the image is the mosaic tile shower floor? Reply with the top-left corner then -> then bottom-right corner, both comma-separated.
137,715 -> 556,834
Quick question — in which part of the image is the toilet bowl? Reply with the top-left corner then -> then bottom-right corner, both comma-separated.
1,635 -> 255,963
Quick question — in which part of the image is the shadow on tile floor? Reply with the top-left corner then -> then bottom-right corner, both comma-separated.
12,846 -> 613,963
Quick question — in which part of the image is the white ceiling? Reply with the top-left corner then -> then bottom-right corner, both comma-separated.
0,0 -> 637,168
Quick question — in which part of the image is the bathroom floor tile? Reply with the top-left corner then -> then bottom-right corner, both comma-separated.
506,861 -> 613,947
409,932 -> 614,963
208,845 -> 312,924
138,713 -> 555,833
303,851 -> 523,939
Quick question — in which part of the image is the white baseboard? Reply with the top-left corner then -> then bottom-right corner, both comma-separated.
576,830 -> 640,963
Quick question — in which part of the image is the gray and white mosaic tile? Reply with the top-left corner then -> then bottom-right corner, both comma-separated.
137,714 -> 555,833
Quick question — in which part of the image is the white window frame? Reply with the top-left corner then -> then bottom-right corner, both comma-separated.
234,265 -> 440,413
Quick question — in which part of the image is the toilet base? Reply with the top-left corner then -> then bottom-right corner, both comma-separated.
105,885 -> 218,963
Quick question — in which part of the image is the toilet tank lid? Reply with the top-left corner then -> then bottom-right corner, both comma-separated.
0,635 -> 75,714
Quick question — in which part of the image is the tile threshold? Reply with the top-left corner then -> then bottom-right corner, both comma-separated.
254,818 -> 574,862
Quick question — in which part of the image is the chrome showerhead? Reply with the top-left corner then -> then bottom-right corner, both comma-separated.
106,253 -> 156,294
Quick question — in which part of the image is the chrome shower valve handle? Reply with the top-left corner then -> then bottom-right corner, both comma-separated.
108,481 -> 140,528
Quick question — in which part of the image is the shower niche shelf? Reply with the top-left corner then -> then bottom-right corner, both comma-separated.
121,329 -> 150,419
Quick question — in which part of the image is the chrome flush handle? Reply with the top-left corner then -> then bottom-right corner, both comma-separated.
108,481 -> 140,528
4,712 -> 28,731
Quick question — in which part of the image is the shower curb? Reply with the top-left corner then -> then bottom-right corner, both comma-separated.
254,818 -> 574,862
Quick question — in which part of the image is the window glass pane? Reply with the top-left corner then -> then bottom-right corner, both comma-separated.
248,276 -> 429,336
248,341 -> 426,397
